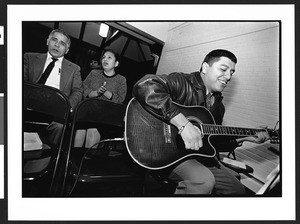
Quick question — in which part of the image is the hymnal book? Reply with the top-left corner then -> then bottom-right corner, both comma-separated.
24,132 -> 43,151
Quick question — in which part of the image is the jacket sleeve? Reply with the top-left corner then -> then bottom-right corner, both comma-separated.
111,75 -> 127,103
68,65 -> 83,109
132,73 -> 182,123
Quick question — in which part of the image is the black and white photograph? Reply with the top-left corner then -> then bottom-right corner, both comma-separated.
4,3 -> 297,223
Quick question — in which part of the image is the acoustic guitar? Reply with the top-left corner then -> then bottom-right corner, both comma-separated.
124,98 -> 279,170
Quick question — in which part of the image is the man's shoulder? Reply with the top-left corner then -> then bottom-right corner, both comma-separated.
24,52 -> 45,58
167,71 -> 198,77
167,71 -> 197,81
63,58 -> 80,70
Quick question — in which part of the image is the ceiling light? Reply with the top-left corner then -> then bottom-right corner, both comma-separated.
99,23 -> 109,38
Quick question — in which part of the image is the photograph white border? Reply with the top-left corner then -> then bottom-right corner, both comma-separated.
0,94 -> 4,199
7,4 -> 295,221
0,145 -> 3,199
0,26 -> 3,45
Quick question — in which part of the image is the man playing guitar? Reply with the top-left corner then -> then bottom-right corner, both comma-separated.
132,49 -> 269,195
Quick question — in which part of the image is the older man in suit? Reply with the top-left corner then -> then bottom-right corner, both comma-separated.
24,28 -> 83,145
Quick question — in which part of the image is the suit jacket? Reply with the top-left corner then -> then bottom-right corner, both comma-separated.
24,52 -> 83,109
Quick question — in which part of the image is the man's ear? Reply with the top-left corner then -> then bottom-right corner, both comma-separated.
115,61 -> 119,67
201,62 -> 209,74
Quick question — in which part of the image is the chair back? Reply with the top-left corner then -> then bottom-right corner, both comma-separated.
24,81 -> 70,123
63,98 -> 127,194
73,98 -> 126,139
23,81 -> 71,195
74,98 -> 125,127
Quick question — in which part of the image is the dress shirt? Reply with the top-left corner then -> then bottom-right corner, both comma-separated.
43,52 -> 63,89
205,88 -> 215,110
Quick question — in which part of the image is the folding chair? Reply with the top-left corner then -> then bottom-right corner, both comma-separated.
23,81 -> 71,196
64,98 -> 145,196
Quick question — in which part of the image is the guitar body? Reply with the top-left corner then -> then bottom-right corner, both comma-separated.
125,98 -> 217,170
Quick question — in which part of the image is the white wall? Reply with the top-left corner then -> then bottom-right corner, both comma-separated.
127,22 -> 170,42
156,22 -> 279,129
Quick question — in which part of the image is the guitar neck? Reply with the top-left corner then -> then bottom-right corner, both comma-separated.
201,124 -> 264,137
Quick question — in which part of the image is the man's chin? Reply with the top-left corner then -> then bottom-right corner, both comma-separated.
215,86 -> 226,92
49,51 -> 62,58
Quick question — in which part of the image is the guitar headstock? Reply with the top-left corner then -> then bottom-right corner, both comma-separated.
267,121 -> 280,144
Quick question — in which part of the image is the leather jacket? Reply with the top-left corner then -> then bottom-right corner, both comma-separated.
133,71 -> 225,124
132,72 -> 239,153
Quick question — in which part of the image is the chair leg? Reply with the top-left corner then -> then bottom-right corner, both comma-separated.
227,151 -> 236,160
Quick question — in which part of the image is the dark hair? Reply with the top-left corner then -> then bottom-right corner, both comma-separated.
102,48 -> 120,63
200,49 -> 237,71
49,29 -> 71,47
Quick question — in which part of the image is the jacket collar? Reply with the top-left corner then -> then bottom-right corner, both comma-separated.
191,71 -> 205,90
34,54 -> 47,81
36,53 -> 71,91
59,59 -> 72,90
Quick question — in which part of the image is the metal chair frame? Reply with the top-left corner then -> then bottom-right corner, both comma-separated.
64,98 -> 145,196
23,81 -> 71,196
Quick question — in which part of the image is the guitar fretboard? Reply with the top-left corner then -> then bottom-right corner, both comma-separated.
202,124 -> 263,136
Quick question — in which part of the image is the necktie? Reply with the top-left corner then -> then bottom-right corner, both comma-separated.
38,57 -> 58,84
